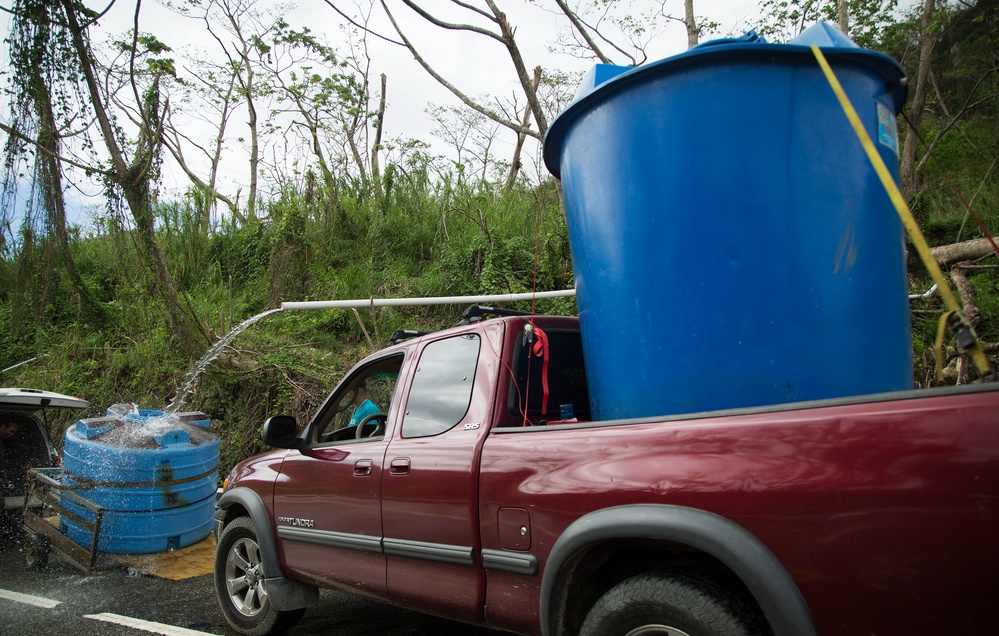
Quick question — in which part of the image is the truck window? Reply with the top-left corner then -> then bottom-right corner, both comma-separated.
506,329 -> 590,425
402,334 -> 480,438
310,355 -> 403,443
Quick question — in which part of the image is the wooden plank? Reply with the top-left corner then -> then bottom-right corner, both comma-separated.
22,513 -> 95,574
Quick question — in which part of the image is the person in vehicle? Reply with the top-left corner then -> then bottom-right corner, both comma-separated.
348,381 -> 380,428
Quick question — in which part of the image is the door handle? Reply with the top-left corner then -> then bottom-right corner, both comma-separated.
353,459 -> 373,477
389,457 -> 410,476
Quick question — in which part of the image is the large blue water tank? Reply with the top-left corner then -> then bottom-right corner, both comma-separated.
60,409 -> 219,554
543,23 -> 914,420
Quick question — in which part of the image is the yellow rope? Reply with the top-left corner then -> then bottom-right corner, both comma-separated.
811,45 -> 990,379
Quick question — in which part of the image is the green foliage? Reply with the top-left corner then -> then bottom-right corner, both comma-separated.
207,222 -> 270,285
755,0 -> 900,46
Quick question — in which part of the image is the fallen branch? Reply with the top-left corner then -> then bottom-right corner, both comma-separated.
932,238 -> 998,268
950,261 -> 983,328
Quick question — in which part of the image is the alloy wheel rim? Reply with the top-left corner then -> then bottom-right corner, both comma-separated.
225,536 -> 268,618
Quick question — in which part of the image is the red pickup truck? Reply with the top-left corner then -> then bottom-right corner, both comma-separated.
213,310 -> 999,636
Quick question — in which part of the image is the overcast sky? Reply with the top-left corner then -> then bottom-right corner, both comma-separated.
151,0 -> 764,189
0,1 -> 767,224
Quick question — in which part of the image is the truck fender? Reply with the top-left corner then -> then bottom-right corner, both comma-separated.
215,487 -> 319,611
539,504 -> 815,636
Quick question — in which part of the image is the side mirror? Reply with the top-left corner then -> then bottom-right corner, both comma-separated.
261,415 -> 301,449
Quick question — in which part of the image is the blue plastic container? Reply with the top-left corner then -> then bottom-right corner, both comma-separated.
543,24 -> 913,420
61,409 -> 219,554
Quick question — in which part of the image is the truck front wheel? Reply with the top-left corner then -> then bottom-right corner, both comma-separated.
214,516 -> 305,636
580,572 -> 762,636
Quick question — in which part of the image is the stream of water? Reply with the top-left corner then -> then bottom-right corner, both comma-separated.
165,308 -> 283,414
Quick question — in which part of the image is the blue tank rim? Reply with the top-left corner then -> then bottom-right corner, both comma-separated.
542,25 -> 907,179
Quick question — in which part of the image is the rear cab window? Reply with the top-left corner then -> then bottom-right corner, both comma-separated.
504,328 -> 590,426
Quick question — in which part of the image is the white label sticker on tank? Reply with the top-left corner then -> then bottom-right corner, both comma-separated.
877,101 -> 899,157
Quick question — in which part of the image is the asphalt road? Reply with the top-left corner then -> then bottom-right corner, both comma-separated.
0,538 -> 504,636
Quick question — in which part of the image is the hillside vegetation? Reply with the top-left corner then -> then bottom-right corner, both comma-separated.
2,170 -> 575,470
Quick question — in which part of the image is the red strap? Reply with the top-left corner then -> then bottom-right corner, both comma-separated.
531,326 -> 550,415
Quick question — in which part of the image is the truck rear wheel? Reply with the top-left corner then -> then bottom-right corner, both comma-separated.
580,572 -> 761,636
214,516 -> 305,636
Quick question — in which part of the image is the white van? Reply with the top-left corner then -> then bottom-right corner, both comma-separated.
0,388 -> 89,546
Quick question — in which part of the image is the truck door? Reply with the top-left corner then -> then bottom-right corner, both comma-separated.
380,326 -> 501,624
272,354 -> 404,599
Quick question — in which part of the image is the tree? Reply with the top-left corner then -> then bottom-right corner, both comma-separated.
427,99 -> 502,182
54,0 -> 206,353
838,0 -> 850,32
900,0 -> 936,198
685,0 -> 699,48
326,0 -> 711,186
1,0 -> 107,327
547,0 -> 710,62
163,44 -> 243,227
886,0 -> 998,200
505,65 -> 542,189
264,21 -> 372,191
194,0 -> 282,222
378,0 -> 548,141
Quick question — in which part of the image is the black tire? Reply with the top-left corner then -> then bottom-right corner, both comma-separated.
214,516 -> 305,636
24,532 -> 50,571
580,572 -> 762,636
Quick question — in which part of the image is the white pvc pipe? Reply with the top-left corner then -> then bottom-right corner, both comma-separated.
281,288 -> 577,311
908,284 -> 938,300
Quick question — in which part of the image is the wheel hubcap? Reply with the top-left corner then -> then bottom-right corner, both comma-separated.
225,536 -> 268,618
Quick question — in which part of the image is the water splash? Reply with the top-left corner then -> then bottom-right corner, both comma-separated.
166,308 -> 282,414
84,406 -> 215,449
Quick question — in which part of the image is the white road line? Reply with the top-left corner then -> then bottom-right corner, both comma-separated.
84,613 -> 221,636
0,587 -> 62,608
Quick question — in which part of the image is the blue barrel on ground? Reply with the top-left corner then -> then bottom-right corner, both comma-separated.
60,409 -> 219,554
543,23 -> 914,420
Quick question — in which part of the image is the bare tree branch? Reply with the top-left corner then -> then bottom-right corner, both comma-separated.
321,0 -> 404,46
0,123 -> 110,175
59,0 -> 128,178
400,0 -> 502,42
160,106 -> 242,221
932,238 -> 999,268
552,0 -> 613,64
378,0 -> 537,138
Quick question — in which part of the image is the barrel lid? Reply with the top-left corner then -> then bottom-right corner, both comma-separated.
543,21 -> 907,178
